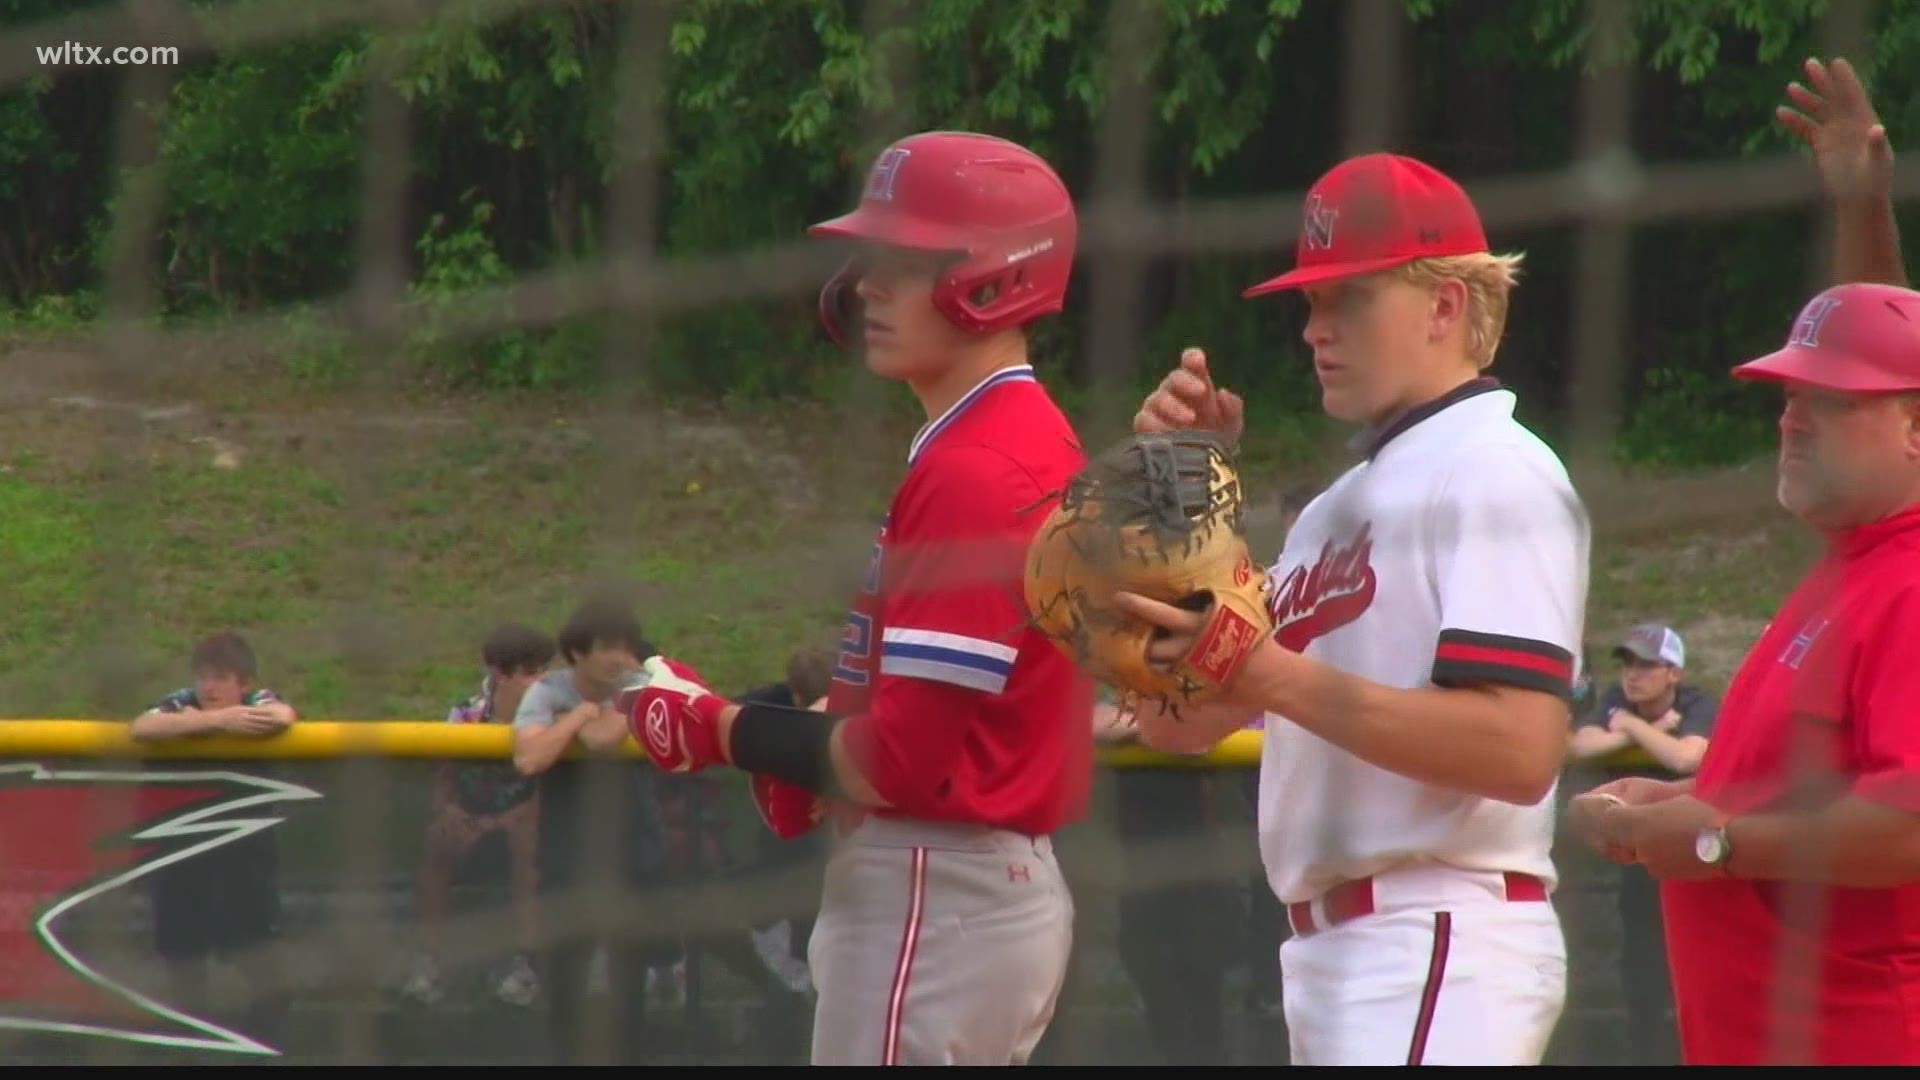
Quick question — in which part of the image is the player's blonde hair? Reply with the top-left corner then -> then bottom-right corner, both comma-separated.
1390,251 -> 1524,370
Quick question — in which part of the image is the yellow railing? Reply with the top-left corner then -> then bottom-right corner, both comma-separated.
0,721 -> 1661,772
0,720 -> 1269,768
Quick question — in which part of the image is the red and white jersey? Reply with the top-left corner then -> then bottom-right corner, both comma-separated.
1256,378 -> 1590,904
829,364 -> 1095,837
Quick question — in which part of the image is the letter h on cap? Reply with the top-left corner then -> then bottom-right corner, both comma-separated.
865,147 -> 910,202
1789,296 -> 1842,348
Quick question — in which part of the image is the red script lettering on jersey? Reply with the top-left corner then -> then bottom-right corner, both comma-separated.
1270,522 -> 1378,652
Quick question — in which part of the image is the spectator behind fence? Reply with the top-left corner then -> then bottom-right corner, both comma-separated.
510,594 -> 675,1065
130,631 -> 299,1048
1566,623 -> 1719,1065
403,622 -> 555,1009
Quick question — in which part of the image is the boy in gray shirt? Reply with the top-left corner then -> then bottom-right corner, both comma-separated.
510,595 -> 675,1064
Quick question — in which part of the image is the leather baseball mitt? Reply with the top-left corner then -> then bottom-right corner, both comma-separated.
1023,430 -> 1273,708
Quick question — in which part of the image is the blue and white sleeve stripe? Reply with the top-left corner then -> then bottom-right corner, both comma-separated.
879,627 -> 1018,694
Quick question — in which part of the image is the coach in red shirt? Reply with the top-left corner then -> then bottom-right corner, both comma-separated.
1571,280 -> 1920,1065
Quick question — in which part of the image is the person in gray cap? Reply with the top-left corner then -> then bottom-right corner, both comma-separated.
1568,622 -> 1719,1064
1570,624 -> 1717,777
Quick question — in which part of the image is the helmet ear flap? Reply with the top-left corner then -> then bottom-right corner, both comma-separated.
818,257 -> 865,348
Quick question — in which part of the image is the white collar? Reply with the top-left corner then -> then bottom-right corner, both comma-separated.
907,364 -> 1037,465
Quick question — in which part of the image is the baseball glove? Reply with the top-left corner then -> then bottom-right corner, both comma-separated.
1023,430 -> 1273,708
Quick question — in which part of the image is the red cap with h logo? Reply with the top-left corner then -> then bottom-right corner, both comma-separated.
1733,282 -> 1920,393
1242,153 -> 1490,297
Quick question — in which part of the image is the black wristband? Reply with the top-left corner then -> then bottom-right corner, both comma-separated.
728,702 -> 846,799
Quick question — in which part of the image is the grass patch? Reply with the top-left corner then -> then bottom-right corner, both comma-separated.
0,336 -> 1821,722
0,390 -> 867,720
1583,513 -> 1820,693
0,474 -> 97,706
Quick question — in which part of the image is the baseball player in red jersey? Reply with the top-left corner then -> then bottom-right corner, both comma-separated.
1568,281 -> 1920,1065
1116,153 -> 1590,1066
619,131 -> 1092,1066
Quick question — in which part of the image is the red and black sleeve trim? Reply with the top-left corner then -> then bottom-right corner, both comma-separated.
1432,629 -> 1575,700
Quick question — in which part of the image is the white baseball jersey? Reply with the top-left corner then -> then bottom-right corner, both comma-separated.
1256,378 -> 1590,905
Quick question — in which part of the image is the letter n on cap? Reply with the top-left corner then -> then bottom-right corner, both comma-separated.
1303,194 -> 1337,251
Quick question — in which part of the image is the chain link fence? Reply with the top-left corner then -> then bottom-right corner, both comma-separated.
0,0 -> 1898,1066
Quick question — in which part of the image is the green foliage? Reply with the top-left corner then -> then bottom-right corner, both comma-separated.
1151,0 -> 1307,176
1614,366 -> 1778,468
399,197 -> 605,392
8,0 -> 1920,467
0,290 -> 99,333
154,45 -> 364,309
1458,0 -> 1822,80
280,302 -> 358,389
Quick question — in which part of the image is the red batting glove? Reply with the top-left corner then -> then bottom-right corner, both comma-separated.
621,656 -> 730,773
751,773 -> 823,839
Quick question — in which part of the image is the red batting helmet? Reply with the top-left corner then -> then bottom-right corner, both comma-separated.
808,131 -> 1076,346
1733,282 -> 1920,393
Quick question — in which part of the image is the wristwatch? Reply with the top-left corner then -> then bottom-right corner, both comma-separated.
1694,818 -> 1734,875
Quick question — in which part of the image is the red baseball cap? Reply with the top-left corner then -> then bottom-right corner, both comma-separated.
1242,153 -> 1490,297
1733,282 -> 1920,393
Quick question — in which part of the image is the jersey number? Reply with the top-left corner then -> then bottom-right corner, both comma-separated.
835,612 -> 874,686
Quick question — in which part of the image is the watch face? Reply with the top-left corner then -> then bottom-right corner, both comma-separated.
1695,830 -> 1725,864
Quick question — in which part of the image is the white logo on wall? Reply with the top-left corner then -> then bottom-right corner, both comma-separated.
0,764 -> 322,1057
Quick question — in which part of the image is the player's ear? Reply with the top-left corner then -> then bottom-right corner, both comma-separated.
1428,277 -> 1468,346
1901,392 -> 1920,460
